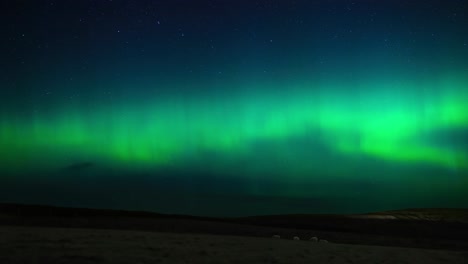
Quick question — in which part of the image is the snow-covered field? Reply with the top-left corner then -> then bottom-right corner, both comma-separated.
1,225 -> 467,264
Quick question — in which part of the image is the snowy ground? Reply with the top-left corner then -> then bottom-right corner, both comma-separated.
1,225 -> 467,264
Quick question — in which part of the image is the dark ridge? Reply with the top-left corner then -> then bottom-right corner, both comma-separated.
233,212 -> 468,241
0,203 -> 220,221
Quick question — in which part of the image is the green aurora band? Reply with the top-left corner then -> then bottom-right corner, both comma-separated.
1,72 -> 468,183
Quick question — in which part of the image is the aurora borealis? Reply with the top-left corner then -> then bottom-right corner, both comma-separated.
1,0 -> 468,216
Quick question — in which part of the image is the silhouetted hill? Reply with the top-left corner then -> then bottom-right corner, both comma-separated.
0,202 -> 217,220
367,208 -> 468,223
234,208 -> 468,240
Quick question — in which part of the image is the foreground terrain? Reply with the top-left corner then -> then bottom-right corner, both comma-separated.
2,203 -> 468,250
1,225 -> 467,264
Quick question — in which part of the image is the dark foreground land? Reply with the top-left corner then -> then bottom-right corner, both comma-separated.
1,203 -> 468,263
2,225 -> 468,264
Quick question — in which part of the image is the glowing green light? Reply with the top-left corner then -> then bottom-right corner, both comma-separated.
1,74 -> 468,177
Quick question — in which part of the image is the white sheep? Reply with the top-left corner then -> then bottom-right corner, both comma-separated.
272,235 -> 281,239
293,236 -> 300,240
319,239 -> 329,243
309,236 -> 318,242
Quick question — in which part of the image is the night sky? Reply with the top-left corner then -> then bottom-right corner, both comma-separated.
1,0 -> 468,216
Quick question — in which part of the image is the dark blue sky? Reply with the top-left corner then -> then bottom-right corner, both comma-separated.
1,0 -> 468,216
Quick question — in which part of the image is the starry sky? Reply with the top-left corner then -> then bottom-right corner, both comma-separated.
1,0 -> 468,216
